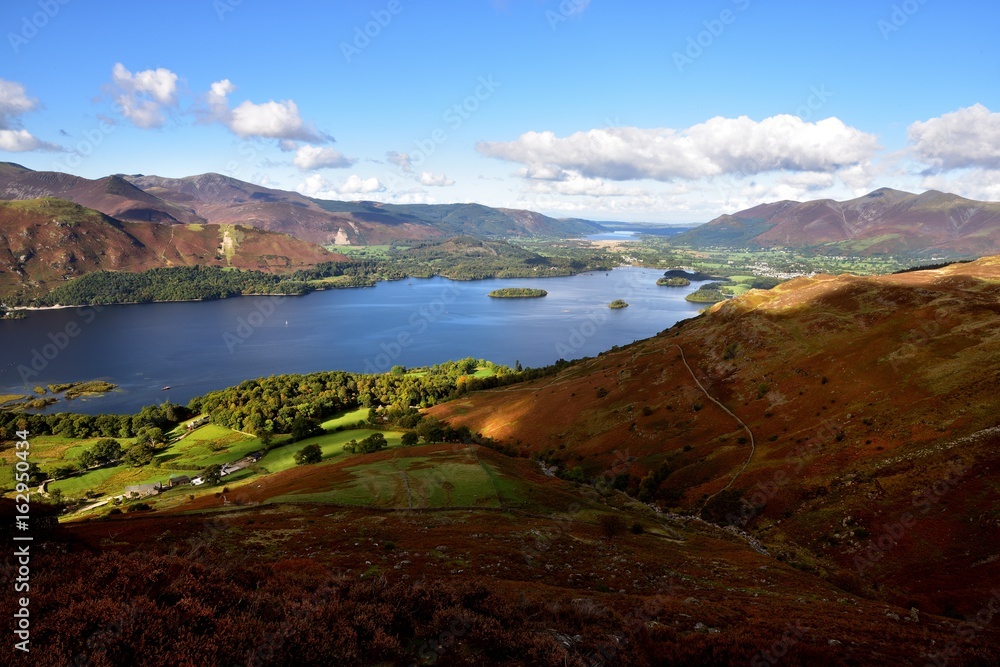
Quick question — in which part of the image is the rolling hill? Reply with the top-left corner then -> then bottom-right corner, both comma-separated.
0,163 -> 604,245
676,188 -> 1000,257
432,256 -> 1000,618
0,198 -> 339,300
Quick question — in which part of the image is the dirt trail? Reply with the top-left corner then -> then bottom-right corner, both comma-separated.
672,345 -> 756,507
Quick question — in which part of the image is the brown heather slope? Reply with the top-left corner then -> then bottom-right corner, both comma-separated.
0,163 -> 203,224
432,256 -> 1000,615
0,198 -> 340,298
10,446 -> 999,665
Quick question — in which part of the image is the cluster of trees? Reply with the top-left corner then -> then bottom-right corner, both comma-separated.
293,443 -> 322,464
342,432 -> 387,455
657,277 -> 691,287
48,428 -> 168,480
37,266 -> 312,306
291,259 -> 406,287
0,403 -> 187,441
488,288 -> 548,298
189,358 -> 532,437
293,237 -> 614,285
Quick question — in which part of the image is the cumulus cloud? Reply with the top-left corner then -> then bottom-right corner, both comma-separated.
0,129 -> 61,152
909,104 -> 1000,171
0,79 -> 38,124
0,79 -> 62,152
920,168 -> 1000,202
293,145 -> 355,170
478,115 -> 880,182
386,150 -> 413,172
297,174 -> 385,199
419,171 -> 455,187
204,78 -> 328,143
525,170 -> 645,197
110,63 -> 179,128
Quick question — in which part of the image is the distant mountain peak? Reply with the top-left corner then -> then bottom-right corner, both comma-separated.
677,187 -> 1000,256
0,162 -> 32,174
864,187 -> 914,198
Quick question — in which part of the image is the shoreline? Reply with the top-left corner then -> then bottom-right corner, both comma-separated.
5,292 -> 308,313
2,267 -> 628,315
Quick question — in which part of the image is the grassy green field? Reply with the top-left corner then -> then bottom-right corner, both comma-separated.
320,407 -> 370,430
333,245 -> 393,258
259,428 -> 404,475
272,447 -> 502,508
26,423 -> 263,499
721,284 -> 752,296
0,435 -> 132,485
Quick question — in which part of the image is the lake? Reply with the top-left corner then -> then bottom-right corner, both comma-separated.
584,227 -> 692,241
0,267 -> 707,414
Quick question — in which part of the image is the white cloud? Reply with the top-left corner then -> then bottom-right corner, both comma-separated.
294,145 -> 355,170
419,171 -> 455,187
296,174 -> 385,199
340,174 -> 385,194
204,78 -> 328,143
525,170 -> 645,197
205,78 -> 235,119
478,115 -> 880,182
0,80 -> 38,124
0,129 -> 62,152
0,79 -> 62,152
386,150 -> 413,172
920,168 -> 1000,202
909,104 -> 1000,171
110,63 -> 179,128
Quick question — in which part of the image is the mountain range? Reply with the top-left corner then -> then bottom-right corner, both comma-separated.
0,198 -> 341,300
0,163 -> 603,246
677,188 -> 1000,257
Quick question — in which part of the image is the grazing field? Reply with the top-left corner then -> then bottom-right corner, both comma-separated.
320,407 -> 370,430
273,448 -> 502,508
258,428 -> 405,475
175,443 -> 608,517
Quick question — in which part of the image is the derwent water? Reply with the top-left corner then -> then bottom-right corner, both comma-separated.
0,267 -> 708,414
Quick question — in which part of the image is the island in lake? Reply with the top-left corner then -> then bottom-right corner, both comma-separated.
487,288 -> 548,298
608,299 -> 629,309
657,277 -> 691,287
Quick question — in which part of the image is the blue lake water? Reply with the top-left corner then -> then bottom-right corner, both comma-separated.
0,267 -> 707,414
584,231 -> 643,241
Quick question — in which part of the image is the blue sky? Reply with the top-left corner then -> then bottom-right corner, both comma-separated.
1,0 -> 998,222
